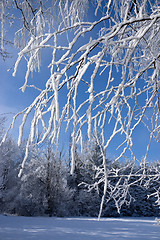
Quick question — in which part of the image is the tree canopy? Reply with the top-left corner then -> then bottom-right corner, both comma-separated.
0,0 -> 160,218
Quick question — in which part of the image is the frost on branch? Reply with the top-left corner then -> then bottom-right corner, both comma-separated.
1,0 -> 160,217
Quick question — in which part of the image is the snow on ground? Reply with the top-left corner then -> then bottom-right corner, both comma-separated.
0,215 -> 160,240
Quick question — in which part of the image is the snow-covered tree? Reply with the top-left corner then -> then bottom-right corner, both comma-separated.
1,0 -> 160,217
18,144 -> 73,216
0,137 -> 22,214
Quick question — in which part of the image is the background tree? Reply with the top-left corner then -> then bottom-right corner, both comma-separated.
0,133 -> 160,217
0,117 -> 24,214
17,144 -> 73,217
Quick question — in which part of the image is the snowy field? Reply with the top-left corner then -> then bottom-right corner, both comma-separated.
0,215 -> 160,240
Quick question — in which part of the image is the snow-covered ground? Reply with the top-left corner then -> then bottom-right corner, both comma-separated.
0,215 -> 160,240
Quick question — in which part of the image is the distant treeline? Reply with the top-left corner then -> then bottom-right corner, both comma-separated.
0,127 -> 160,217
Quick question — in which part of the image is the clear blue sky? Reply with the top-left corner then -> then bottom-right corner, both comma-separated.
0,3 -> 159,163
0,47 -> 159,162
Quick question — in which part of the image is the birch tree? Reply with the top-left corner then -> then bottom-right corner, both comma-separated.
0,0 -> 160,217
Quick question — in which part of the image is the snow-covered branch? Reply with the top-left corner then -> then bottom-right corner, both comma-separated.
0,0 -> 160,218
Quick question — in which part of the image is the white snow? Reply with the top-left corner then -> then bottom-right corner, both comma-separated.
0,215 -> 159,240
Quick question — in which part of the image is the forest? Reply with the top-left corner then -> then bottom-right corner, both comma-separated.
0,117 -> 160,218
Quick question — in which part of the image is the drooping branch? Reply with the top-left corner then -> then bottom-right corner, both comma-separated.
0,0 -> 160,218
